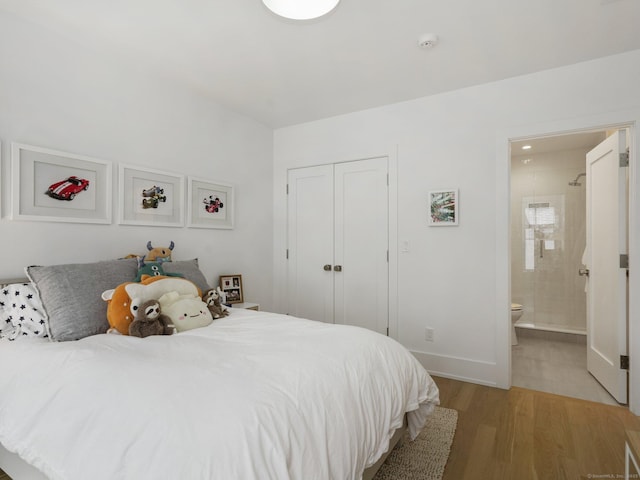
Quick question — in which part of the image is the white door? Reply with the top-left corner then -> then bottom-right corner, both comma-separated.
585,130 -> 628,403
287,165 -> 334,323
287,158 -> 389,334
334,158 -> 389,334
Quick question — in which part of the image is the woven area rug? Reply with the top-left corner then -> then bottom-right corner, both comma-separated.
373,406 -> 458,480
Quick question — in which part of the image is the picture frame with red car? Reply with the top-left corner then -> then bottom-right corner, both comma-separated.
11,142 -> 112,224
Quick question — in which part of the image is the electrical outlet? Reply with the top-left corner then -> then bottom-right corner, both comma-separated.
425,327 -> 434,342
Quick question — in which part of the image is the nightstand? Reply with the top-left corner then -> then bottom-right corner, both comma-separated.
230,302 -> 260,311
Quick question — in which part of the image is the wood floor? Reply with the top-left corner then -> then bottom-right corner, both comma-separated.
434,375 -> 640,480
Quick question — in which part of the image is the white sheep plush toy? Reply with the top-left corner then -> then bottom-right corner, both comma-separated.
158,291 -> 213,332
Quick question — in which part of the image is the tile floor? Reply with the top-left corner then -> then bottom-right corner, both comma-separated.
511,328 -> 620,406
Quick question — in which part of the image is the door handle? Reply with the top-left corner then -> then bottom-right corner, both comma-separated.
323,264 -> 332,271
579,268 -> 589,277
334,265 -> 342,272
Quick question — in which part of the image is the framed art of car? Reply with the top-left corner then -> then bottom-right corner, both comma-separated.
47,176 -> 90,200
11,143 -> 112,224
187,177 -> 234,229
118,164 -> 184,227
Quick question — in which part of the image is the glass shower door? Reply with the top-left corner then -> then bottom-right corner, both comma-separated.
523,195 -> 565,328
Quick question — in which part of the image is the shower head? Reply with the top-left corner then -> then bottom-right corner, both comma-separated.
569,172 -> 586,186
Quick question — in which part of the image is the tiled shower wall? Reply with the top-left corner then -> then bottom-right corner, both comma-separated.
511,147 -> 593,333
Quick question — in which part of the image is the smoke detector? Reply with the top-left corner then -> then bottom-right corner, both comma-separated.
418,33 -> 439,49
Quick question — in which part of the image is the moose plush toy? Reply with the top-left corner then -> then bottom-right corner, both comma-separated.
144,241 -> 174,263
128,299 -> 175,338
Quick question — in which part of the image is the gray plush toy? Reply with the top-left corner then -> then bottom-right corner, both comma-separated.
202,288 -> 229,319
128,299 -> 176,338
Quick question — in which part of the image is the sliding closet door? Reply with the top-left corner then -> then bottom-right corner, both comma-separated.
334,158 -> 389,334
287,165 -> 334,323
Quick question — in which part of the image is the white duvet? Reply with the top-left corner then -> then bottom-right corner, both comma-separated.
0,309 -> 439,480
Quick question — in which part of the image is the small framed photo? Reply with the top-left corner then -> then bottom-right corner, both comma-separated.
119,164 -> 184,227
429,189 -> 459,226
219,274 -> 243,304
187,177 -> 234,229
11,143 -> 112,224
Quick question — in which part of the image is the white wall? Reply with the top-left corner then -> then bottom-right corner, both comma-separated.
0,12 -> 275,310
273,50 -> 640,401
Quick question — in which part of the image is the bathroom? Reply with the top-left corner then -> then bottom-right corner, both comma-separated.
509,130 -> 620,405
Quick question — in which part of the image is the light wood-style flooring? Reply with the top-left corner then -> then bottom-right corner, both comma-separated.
435,375 -> 640,480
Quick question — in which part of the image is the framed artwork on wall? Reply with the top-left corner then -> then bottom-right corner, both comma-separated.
187,177 -> 234,229
219,274 -> 243,304
119,164 -> 184,227
429,189 -> 459,226
11,142 -> 113,224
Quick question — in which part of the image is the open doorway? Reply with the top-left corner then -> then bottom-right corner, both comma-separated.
509,129 -> 628,406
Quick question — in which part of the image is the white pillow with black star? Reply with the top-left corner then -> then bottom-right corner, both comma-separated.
0,283 -> 50,340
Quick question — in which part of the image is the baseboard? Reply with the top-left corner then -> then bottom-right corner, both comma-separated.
411,350 -> 499,388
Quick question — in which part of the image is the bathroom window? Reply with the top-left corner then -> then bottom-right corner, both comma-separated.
523,199 -> 561,271
524,204 -> 555,226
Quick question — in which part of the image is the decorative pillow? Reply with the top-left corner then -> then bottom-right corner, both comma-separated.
162,259 -> 210,292
103,275 -> 203,335
0,283 -> 49,340
26,258 -> 139,341
157,291 -> 213,332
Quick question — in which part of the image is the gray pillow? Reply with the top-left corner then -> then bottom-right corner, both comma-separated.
162,259 -> 210,293
26,258 -> 139,341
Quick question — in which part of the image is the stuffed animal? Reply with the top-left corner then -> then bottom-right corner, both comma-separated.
202,287 -> 229,319
102,276 -> 202,335
158,291 -> 213,332
134,257 -> 184,282
144,241 -> 174,263
128,299 -> 175,338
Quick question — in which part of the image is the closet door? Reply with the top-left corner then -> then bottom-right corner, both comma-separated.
334,158 -> 389,334
286,157 -> 389,334
287,165 -> 334,323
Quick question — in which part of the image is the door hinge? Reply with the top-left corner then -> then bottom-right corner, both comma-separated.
386,250 -> 389,262
621,355 -> 629,370
286,184 -> 289,194
286,249 -> 289,259
386,327 -> 389,336
620,254 -> 629,269
620,152 -> 629,167
386,174 -> 389,186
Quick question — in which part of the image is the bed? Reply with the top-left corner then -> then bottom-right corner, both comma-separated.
0,259 -> 439,480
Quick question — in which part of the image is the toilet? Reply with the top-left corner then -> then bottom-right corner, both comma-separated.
511,303 -> 524,346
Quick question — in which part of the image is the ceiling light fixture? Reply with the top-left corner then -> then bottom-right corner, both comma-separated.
262,0 -> 341,20
522,145 -> 532,150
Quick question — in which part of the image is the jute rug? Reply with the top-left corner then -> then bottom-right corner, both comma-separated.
373,406 -> 458,480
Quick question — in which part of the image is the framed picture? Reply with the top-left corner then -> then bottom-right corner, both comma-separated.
429,189 -> 459,226
187,177 -> 234,229
219,274 -> 243,304
119,164 -> 184,227
11,143 -> 112,224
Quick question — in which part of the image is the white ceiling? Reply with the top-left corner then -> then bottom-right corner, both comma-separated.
511,131 -> 607,156
1,0 -> 639,128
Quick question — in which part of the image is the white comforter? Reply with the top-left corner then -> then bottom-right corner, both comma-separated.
0,309 -> 439,480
